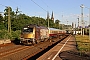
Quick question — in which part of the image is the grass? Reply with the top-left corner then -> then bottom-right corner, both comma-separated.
75,35 -> 90,52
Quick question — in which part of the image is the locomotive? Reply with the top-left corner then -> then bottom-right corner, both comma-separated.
20,24 -> 66,45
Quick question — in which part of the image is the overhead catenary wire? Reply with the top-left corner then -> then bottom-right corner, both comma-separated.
0,0 -> 52,17
40,0 -> 53,15
41,0 -> 53,11
31,0 -> 47,12
41,0 -> 49,9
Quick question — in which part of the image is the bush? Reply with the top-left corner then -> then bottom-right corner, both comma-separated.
0,30 -> 21,40
11,30 -> 21,40
0,29 -> 11,39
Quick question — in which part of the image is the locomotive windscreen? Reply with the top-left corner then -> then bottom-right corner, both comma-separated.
23,28 -> 33,33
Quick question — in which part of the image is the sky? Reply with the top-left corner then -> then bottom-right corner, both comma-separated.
0,0 -> 90,27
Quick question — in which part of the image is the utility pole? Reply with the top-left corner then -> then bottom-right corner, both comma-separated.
89,8 -> 90,40
84,6 -> 90,40
86,8 -> 90,40
59,21 -> 60,29
38,15 -> 40,25
72,22 -> 74,34
75,23 -> 76,35
77,16 -> 79,34
80,4 -> 84,36
88,8 -> 90,40
47,11 -> 49,28
67,20 -> 68,29
62,13 -> 63,30
85,21 -> 87,34
8,7 -> 11,34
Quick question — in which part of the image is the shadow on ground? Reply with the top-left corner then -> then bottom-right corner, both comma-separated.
59,50 -> 90,60
12,38 -> 20,45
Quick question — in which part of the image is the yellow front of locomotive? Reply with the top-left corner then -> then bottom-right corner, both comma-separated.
20,26 -> 35,44
22,31 -> 35,39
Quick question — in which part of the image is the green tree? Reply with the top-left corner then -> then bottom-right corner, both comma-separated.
4,7 -> 16,30
46,19 -> 55,28
0,14 -> 5,30
55,19 -> 60,29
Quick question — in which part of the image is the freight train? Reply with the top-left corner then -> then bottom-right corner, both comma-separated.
20,24 -> 66,45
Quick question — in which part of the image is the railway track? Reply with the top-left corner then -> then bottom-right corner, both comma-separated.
0,46 -> 31,57
0,34 -> 69,60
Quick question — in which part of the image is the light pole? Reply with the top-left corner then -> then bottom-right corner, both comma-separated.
77,16 -> 79,34
80,4 -> 84,36
75,22 -> 76,35
61,17 -> 63,30
47,11 -> 49,28
89,8 -> 90,40
85,21 -> 87,34
72,22 -> 74,34
66,19 -> 68,29
59,21 -> 60,29
82,5 -> 90,40
85,7 -> 90,40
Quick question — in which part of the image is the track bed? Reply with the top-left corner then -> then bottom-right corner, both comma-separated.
0,34 -> 69,60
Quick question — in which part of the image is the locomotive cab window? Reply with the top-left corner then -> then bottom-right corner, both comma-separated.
23,28 -> 33,33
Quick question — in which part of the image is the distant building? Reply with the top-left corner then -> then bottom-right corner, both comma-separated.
64,24 -> 72,33
64,25 -> 72,30
51,11 -> 54,21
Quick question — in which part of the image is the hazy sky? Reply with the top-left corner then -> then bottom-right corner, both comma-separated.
0,0 -> 90,26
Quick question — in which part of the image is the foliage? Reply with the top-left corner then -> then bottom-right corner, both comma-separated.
0,30 -> 11,39
11,30 -> 21,40
55,19 -> 60,29
75,35 -> 90,52
0,30 -> 21,40
0,14 -> 6,30
0,7 -> 60,40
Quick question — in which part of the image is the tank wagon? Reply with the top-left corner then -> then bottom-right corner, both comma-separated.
20,24 -> 49,45
20,24 -> 66,45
